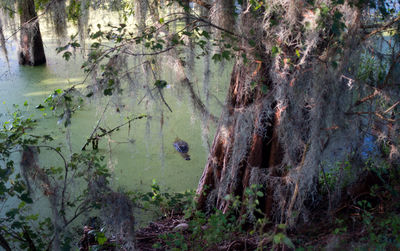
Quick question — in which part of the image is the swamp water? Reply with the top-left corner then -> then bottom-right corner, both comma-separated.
0,14 -> 230,225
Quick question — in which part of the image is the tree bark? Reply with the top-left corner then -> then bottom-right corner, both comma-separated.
18,0 -> 46,66
196,57 -> 279,215
196,1 -> 365,227
196,6 -> 280,216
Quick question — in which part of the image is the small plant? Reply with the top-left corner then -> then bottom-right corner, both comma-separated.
272,224 -> 295,250
333,218 -> 347,235
319,159 -> 354,194
130,179 -> 195,218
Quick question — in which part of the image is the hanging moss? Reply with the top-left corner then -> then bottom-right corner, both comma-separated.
48,0 -> 67,41
0,15 -> 9,65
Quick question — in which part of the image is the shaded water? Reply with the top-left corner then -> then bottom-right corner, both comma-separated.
0,16 -> 230,197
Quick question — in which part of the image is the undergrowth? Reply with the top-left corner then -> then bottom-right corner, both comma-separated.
129,162 -> 400,251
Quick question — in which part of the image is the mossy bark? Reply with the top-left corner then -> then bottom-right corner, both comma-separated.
196,7 -> 281,217
196,58 -> 281,217
196,2 -> 365,226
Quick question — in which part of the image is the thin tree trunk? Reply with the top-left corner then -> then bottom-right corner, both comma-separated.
18,0 -> 46,66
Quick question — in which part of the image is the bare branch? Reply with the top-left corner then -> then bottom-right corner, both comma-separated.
0,232 -> 12,251
22,227 -> 37,251
353,89 -> 380,108
82,114 -> 148,150
363,15 -> 400,40
190,0 -> 211,9
345,111 -> 396,122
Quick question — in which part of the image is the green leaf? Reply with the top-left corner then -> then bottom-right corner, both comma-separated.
261,85 -> 268,94
221,50 -> 230,60
271,46 -> 279,57
11,221 -> 23,229
212,53 -> 222,62
56,45 -> 69,53
249,40 -> 256,47
64,95 -> 72,101
96,232 -> 107,245
321,5 -> 330,15
295,49 -> 301,58
91,42 -> 101,48
43,135 -> 54,141
250,81 -> 257,90
91,31 -> 103,39
104,88 -> 113,96
63,51 -> 72,61
18,201 -> 26,209
20,193 -> 33,203
201,30 -> 210,39
273,233 -> 283,244
71,42 -> 80,48
6,208 -> 19,218
26,214 -> 39,221
154,80 -> 167,89
282,236 -> 295,248
153,43 -> 163,50
159,18 -> 164,24
256,191 -> 264,197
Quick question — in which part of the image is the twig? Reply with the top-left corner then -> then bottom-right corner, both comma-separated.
22,227 -> 37,251
190,0 -> 211,9
227,240 -> 240,251
285,143 -> 309,225
363,15 -> 400,40
124,46 -> 174,56
384,101 -> 399,114
0,232 -> 12,251
382,51 -> 400,88
157,87 -> 173,112
345,111 -> 395,122
81,101 -> 110,151
81,114 -> 148,150
64,202 -> 93,227
352,89 -> 379,108
320,164 -> 332,213
145,61 -> 173,112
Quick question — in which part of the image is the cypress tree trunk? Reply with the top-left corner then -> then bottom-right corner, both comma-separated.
18,0 -> 46,66
196,1 -> 365,227
196,7 -> 280,216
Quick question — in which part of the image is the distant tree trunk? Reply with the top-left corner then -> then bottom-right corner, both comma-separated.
18,0 -> 46,66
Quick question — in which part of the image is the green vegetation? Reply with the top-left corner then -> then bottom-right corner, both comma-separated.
0,105 -> 400,249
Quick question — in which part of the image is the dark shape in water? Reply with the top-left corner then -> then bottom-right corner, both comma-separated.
173,138 -> 191,160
